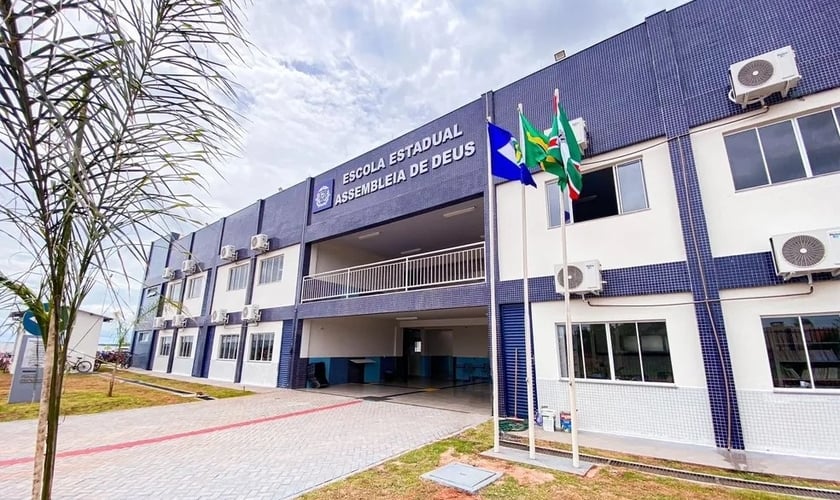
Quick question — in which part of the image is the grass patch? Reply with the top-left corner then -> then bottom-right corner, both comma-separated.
503,433 -> 840,492
301,422 -> 806,500
0,371 -> 253,422
114,370 -> 251,399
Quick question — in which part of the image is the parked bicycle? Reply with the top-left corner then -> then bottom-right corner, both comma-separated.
66,356 -> 93,374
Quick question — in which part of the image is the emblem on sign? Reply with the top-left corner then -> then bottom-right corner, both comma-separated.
315,185 -> 331,208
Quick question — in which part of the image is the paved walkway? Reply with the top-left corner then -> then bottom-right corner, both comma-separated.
0,390 -> 487,499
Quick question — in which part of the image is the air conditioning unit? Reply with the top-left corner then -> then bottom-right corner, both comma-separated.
162,267 -> 175,280
250,234 -> 269,253
153,316 -> 166,329
210,309 -> 229,325
181,259 -> 197,275
220,245 -> 237,261
554,260 -> 603,295
728,45 -> 801,108
770,228 -> 840,280
172,314 -> 187,328
569,117 -> 588,151
242,304 -> 261,323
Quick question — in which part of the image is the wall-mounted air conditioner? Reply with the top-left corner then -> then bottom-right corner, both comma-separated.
172,314 -> 187,328
162,267 -> 175,280
250,234 -> 269,253
210,309 -> 229,325
728,45 -> 801,108
569,117 -> 588,151
770,228 -> 840,280
153,316 -> 166,329
181,259 -> 197,275
220,245 -> 237,261
554,260 -> 603,295
242,304 -> 261,323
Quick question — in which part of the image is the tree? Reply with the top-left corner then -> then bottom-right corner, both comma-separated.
0,2 -> 248,498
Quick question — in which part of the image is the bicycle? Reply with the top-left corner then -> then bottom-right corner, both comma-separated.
66,356 -> 93,374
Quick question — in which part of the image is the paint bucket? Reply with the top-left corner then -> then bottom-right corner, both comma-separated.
540,408 -> 556,432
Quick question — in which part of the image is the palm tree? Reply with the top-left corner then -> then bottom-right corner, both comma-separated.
0,1 -> 248,497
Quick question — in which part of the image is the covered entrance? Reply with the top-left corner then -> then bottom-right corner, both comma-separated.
300,307 -> 491,413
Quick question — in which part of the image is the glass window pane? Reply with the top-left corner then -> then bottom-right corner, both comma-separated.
616,161 -> 649,213
724,129 -> 768,190
763,317 -> 809,388
581,324 -> 611,379
572,168 -> 618,223
638,322 -> 673,382
610,323 -> 642,381
557,324 -> 583,378
798,111 -> 840,176
546,181 -> 562,228
758,121 -> 806,184
801,315 -> 840,389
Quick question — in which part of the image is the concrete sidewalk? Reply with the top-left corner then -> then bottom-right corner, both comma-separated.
510,427 -> 840,482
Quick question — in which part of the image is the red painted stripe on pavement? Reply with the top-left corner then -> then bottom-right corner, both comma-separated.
0,399 -> 361,468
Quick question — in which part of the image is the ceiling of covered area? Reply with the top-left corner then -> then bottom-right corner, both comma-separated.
363,306 -> 488,322
320,197 -> 485,259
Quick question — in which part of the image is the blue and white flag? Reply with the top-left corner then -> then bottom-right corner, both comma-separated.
487,122 -> 536,188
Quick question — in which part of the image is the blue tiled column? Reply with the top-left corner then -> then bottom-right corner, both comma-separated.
646,11 -> 744,449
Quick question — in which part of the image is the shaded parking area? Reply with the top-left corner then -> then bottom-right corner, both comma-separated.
303,380 -> 491,414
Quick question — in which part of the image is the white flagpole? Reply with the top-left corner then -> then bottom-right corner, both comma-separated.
555,88 -> 580,468
517,103 -> 536,459
484,115 -> 501,453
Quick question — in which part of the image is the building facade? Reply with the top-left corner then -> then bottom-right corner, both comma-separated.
131,0 -> 840,459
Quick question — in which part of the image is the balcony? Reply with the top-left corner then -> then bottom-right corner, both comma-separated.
301,242 -> 485,302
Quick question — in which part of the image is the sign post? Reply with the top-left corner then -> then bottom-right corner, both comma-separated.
8,310 -> 45,404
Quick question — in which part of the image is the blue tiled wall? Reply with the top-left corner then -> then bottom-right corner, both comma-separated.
143,234 -> 178,287
220,202 -> 261,260
305,99 -> 487,241
192,219 -> 224,271
261,180 -> 309,249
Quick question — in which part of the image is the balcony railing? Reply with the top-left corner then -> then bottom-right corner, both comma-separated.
301,242 -> 485,302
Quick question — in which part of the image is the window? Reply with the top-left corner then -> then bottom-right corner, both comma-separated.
178,336 -> 194,358
258,255 -> 284,285
558,321 -> 673,383
167,281 -> 183,302
227,264 -> 250,291
249,332 -> 274,362
218,334 -> 239,360
159,336 -> 172,356
763,314 -> 840,389
186,275 -> 205,299
724,107 -> 840,190
138,332 -> 150,343
547,160 -> 648,227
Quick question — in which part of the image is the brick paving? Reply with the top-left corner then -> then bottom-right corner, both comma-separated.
0,390 -> 488,499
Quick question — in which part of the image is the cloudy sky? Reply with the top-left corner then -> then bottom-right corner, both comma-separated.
1,0 -> 689,348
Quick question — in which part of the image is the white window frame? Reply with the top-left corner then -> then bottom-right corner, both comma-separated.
762,313 -> 840,391
159,336 -> 172,357
248,332 -> 275,362
724,105 -> 840,191
556,320 -> 673,385
227,263 -> 250,291
185,275 -> 205,299
258,255 -> 284,285
138,332 -> 150,343
218,334 -> 239,360
178,335 -> 194,358
546,159 -> 649,228
167,280 -> 183,304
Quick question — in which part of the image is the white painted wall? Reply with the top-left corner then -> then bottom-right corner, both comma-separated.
170,327 -> 198,376
310,241 -> 385,274
181,272 -> 207,318
210,262 -> 250,317
251,245 -> 300,308
692,87 -> 840,257
721,280 -> 840,458
301,317 -> 398,357
67,311 -> 105,365
151,333 -> 172,373
530,294 -> 716,446
452,326 -> 488,357
241,320 -> 283,387
497,139 -> 686,280
207,323 -> 241,382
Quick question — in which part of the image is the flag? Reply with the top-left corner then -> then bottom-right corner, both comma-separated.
549,94 -> 584,199
487,122 -> 536,187
520,111 -> 567,183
